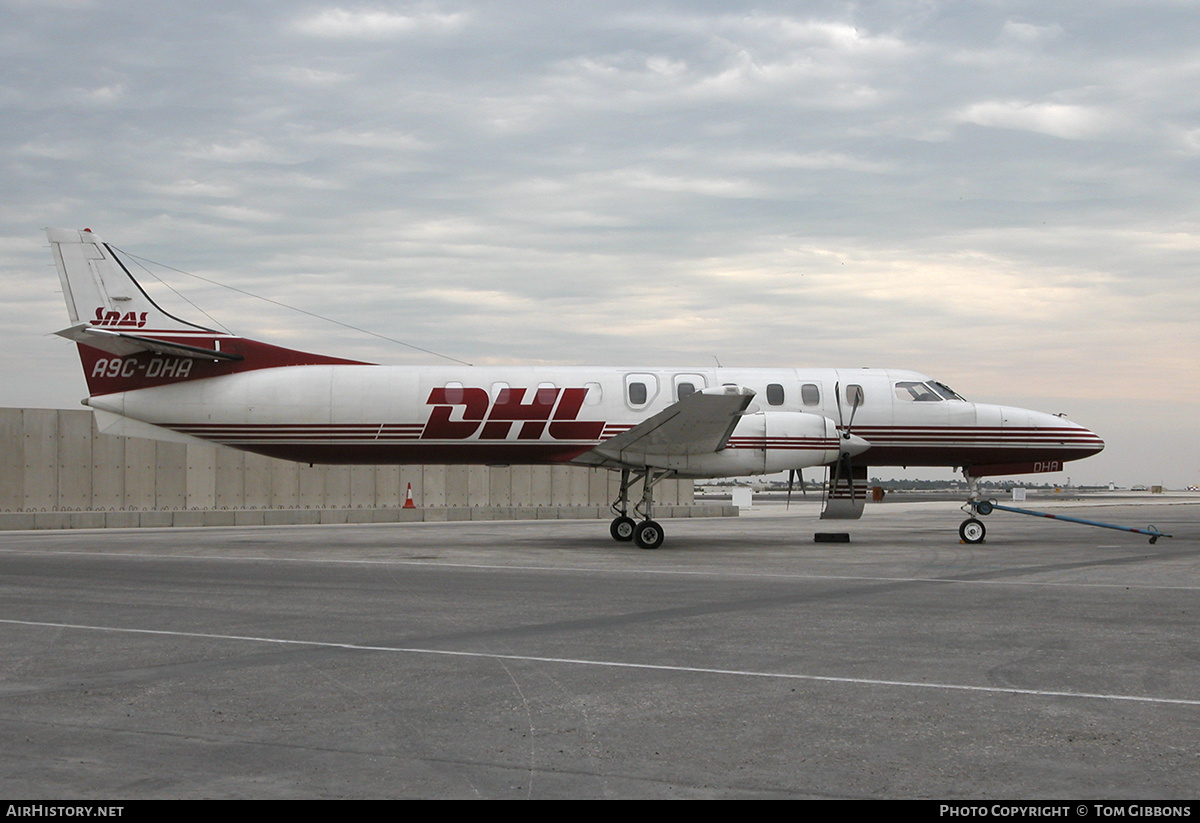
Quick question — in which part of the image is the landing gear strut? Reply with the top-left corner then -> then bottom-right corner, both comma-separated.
956,470 -> 987,544
610,467 -> 672,549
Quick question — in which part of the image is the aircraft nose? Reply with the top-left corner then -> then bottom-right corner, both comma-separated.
1080,425 -> 1105,457
1040,411 -> 1105,458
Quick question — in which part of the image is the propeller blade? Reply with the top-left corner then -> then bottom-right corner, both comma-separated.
843,384 -> 861,442
822,382 -> 869,521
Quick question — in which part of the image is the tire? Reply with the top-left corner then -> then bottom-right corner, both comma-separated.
610,516 -> 635,542
959,518 -> 986,544
633,519 -> 664,550
975,500 -> 993,516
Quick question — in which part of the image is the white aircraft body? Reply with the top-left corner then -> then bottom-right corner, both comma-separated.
46,228 -> 1105,547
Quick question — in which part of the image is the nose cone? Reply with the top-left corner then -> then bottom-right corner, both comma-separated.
1077,425 -> 1105,458
1047,412 -> 1104,456
1025,408 -> 1105,459
974,404 -> 1105,471
841,431 -> 871,457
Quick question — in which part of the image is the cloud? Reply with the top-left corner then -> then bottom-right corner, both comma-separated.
186,137 -> 298,164
4,1 -> 1200,485
956,100 -> 1114,139
292,7 -> 468,39
1000,20 -> 1064,45
271,66 -> 354,88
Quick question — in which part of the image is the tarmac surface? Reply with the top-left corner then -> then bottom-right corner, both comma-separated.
2,496 -> 1200,799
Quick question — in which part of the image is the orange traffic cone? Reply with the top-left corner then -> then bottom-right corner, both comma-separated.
402,482 -> 417,509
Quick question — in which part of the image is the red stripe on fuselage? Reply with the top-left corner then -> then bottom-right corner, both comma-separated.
155,420 -> 1102,469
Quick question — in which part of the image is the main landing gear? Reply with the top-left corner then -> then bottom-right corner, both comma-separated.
609,467 -> 671,550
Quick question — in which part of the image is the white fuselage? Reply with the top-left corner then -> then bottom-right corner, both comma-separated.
85,363 -> 1104,478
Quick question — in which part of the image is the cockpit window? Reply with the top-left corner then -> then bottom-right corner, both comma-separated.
929,381 -> 966,401
895,381 -> 941,402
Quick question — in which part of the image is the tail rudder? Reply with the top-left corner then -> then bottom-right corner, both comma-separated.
48,228 -> 217,336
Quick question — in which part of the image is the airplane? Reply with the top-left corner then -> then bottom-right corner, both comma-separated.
45,227 -> 1105,548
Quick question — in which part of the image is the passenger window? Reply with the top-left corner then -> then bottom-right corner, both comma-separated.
766,383 -> 785,406
535,382 -> 557,405
673,373 -> 706,402
846,384 -> 864,407
583,382 -> 602,405
444,382 -> 464,405
801,383 -> 820,406
625,373 -> 658,408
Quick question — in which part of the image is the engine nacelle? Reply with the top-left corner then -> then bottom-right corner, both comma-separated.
647,411 -> 855,478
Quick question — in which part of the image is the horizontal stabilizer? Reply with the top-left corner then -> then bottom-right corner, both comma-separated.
56,323 -> 244,361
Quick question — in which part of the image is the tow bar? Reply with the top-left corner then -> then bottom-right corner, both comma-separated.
959,499 -> 1173,545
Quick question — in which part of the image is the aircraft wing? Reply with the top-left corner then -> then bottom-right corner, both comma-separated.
581,385 -> 755,467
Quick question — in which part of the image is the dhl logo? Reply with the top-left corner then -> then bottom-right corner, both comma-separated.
422,387 -> 604,441
91,308 -> 148,328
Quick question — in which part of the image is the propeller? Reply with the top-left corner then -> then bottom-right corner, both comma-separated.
786,468 -> 807,509
832,381 -> 858,485
823,382 -> 870,518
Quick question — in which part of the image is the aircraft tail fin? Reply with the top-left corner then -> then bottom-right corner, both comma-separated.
47,228 -> 370,397
48,228 -> 221,336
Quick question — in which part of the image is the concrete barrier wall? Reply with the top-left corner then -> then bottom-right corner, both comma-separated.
1,408 -> 701,526
0,503 -> 739,531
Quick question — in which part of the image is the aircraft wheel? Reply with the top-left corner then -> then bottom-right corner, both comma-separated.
959,518 -> 986,544
610,516 -> 636,542
633,520 -> 664,550
975,500 -> 993,516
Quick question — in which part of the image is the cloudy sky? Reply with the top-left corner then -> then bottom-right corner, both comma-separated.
4,1 -> 1198,486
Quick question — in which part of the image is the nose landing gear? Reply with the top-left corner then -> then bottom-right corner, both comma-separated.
959,517 -> 986,544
